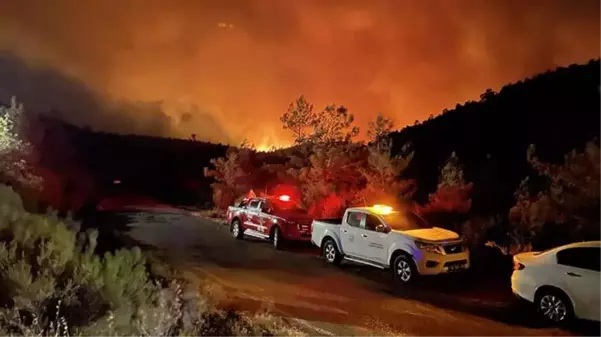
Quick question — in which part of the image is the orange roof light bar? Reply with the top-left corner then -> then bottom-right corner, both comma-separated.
372,204 -> 393,215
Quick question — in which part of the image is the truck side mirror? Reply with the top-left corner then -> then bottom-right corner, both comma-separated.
375,224 -> 388,233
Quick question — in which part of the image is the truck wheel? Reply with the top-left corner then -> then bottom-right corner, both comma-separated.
231,220 -> 243,240
323,239 -> 342,265
272,226 -> 284,250
393,255 -> 417,284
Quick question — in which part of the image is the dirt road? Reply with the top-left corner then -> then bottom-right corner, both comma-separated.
116,209 -> 598,336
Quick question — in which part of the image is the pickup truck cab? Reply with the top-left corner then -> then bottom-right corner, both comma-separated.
226,195 -> 313,249
311,204 -> 470,284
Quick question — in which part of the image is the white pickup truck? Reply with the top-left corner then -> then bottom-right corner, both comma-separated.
311,205 -> 470,284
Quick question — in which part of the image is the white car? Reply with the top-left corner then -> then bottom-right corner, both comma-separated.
311,205 -> 470,284
511,241 -> 600,324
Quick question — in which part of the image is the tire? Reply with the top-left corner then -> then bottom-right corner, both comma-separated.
535,288 -> 574,325
322,239 -> 342,265
272,226 -> 284,250
231,220 -> 243,240
392,254 -> 418,284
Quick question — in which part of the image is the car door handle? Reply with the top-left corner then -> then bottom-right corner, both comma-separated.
566,272 -> 581,277
342,229 -> 348,233
361,234 -> 368,238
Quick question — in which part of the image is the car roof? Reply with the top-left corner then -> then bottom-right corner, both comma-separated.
542,241 -> 601,256
556,241 -> 601,250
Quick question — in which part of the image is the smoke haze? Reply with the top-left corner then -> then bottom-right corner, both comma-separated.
0,0 -> 599,147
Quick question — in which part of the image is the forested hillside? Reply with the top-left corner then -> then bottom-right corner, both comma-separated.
389,59 -> 600,216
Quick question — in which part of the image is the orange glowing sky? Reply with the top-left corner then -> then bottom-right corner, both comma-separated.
0,0 -> 599,148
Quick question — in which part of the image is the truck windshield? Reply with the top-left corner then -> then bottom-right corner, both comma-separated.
382,212 -> 433,231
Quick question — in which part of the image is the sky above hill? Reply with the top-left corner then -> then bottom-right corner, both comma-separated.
0,0 -> 599,149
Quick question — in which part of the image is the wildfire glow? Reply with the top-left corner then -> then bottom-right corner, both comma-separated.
255,144 -> 274,152
255,140 -> 290,153
0,1 -> 597,145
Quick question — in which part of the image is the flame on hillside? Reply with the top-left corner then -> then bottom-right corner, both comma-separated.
255,142 -> 288,153
254,134 -> 291,152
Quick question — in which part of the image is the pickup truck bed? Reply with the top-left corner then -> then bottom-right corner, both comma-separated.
314,218 -> 342,225
310,218 -> 343,249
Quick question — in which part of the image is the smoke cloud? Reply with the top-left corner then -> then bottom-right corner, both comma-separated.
0,0 -> 599,147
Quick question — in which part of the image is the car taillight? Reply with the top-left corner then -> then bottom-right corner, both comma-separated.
513,261 -> 525,271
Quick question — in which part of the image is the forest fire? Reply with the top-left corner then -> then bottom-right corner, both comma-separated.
0,1 -> 599,336
0,1 -> 598,145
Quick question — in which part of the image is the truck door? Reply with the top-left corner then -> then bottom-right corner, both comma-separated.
245,199 -> 262,232
256,201 -> 271,236
362,214 -> 388,264
341,211 -> 365,257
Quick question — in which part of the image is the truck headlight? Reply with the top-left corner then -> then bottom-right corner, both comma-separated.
415,241 -> 443,255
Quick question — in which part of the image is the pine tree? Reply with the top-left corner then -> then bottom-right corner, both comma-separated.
280,96 -> 315,145
309,105 -> 359,144
367,113 -> 394,145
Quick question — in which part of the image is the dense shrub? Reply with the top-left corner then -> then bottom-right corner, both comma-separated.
0,185 -> 302,336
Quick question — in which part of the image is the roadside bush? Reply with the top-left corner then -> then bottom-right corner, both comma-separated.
0,185 -> 302,336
